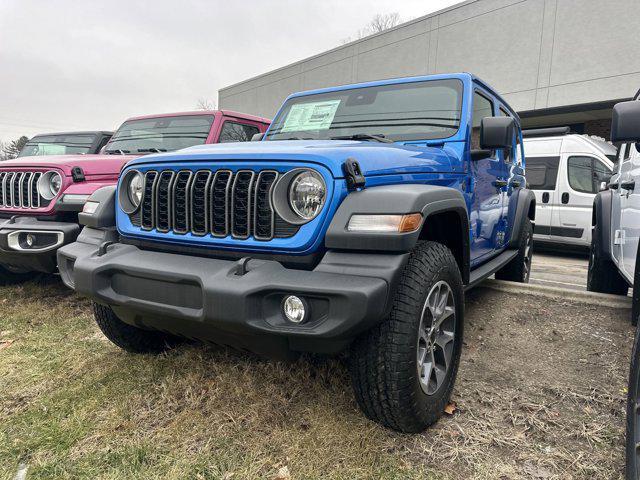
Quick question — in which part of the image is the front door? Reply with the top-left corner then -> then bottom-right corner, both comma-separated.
556,155 -> 612,245
469,90 -> 504,263
620,143 -> 640,281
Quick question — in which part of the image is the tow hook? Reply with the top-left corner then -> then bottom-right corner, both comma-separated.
97,241 -> 115,257
235,257 -> 252,276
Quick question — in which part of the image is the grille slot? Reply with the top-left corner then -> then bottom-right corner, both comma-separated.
132,168 -> 294,241
141,171 -> 158,230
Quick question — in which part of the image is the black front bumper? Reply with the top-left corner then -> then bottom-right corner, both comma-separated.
0,216 -> 80,273
58,228 -> 408,357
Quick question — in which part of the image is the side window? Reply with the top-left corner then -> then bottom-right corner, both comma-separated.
219,122 -> 260,143
567,156 -> 610,194
471,91 -> 494,150
526,157 -> 560,190
623,143 -> 633,162
593,160 -> 613,186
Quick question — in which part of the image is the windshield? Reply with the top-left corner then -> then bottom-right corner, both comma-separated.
105,115 -> 214,154
265,79 -> 463,142
18,134 -> 97,157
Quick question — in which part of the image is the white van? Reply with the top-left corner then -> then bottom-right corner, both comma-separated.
523,128 -> 617,248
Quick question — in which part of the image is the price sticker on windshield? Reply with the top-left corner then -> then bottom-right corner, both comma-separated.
281,99 -> 341,132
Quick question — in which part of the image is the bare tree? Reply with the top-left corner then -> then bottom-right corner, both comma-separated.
341,12 -> 402,44
196,98 -> 216,111
0,136 -> 28,159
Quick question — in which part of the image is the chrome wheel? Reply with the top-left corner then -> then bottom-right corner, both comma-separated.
523,231 -> 533,282
417,281 -> 456,395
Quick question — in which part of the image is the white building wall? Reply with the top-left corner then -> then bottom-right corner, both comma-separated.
219,0 -> 640,118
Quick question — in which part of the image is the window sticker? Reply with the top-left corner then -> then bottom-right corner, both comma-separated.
281,99 -> 341,132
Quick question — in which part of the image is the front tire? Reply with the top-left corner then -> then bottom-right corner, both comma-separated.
495,218 -> 533,283
587,224 -> 628,296
349,241 -> 464,433
93,302 -> 181,354
627,310 -> 640,478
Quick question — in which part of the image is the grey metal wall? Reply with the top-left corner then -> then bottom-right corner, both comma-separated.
218,0 -> 640,119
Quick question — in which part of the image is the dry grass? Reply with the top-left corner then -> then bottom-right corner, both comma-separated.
0,279 -> 633,479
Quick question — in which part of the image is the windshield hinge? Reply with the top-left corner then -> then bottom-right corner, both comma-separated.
343,158 -> 366,191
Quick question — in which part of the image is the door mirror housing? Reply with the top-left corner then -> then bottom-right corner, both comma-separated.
251,132 -> 265,142
480,116 -> 516,150
611,101 -> 640,143
599,181 -> 608,192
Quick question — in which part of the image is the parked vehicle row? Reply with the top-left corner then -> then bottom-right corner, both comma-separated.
0,110 -> 269,281
10,71 -> 640,479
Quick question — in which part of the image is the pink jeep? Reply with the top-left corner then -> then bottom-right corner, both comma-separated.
0,110 -> 270,279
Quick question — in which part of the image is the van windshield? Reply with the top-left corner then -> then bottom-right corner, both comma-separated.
265,79 -> 463,142
18,134 -> 97,157
105,115 -> 214,154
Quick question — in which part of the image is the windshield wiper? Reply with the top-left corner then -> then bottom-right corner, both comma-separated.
137,148 -> 167,153
281,136 -> 314,140
330,133 -> 393,143
104,149 -> 130,155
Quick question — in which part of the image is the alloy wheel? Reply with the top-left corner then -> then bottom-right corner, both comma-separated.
417,281 -> 456,395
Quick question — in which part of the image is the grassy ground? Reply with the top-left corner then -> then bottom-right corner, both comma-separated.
0,278 -> 633,479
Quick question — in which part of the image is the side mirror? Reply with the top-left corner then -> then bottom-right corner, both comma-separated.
480,116 -> 516,150
251,132 -> 265,142
611,101 -> 640,143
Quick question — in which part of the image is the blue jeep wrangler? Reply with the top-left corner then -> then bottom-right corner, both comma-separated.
58,73 -> 535,433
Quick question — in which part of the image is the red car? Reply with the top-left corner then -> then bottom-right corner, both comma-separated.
0,110 -> 270,280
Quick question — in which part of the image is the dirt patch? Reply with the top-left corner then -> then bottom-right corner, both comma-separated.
0,282 -> 633,479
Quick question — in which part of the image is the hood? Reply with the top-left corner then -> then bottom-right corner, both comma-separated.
125,140 -> 461,177
0,153 -> 138,176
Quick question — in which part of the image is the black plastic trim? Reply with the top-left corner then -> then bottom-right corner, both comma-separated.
592,190 -> 613,258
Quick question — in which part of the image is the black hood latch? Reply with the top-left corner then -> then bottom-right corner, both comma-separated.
343,158 -> 365,191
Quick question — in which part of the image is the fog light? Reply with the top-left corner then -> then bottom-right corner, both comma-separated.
283,295 -> 307,323
25,234 -> 35,247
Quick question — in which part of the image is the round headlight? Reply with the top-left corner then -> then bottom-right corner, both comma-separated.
38,171 -> 63,201
127,171 -> 143,207
288,170 -> 326,220
119,169 -> 144,214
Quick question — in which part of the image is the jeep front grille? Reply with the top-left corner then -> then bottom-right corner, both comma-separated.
0,171 -> 44,208
134,168 -> 296,241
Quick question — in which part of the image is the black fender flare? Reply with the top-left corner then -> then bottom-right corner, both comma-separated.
325,184 -> 470,280
592,190 -> 613,258
507,188 -> 536,249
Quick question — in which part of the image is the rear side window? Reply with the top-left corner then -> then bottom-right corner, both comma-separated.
526,157 -> 560,190
471,91 -> 494,150
567,156 -> 612,194
219,122 -> 260,143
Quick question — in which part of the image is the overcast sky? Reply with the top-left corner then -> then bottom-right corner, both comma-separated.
0,0 -> 459,142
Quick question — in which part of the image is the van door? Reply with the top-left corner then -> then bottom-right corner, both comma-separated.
525,156 -> 560,240
620,143 -> 640,282
557,156 -> 612,246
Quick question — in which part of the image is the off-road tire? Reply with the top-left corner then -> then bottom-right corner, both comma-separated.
587,224 -> 628,296
495,219 -> 533,283
349,241 -> 464,433
93,302 -> 180,354
626,311 -> 640,478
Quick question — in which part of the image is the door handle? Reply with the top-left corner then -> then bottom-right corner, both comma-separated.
621,180 -> 636,191
561,192 -> 569,204
493,180 -> 508,188
510,180 -> 521,188
542,192 -> 550,203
